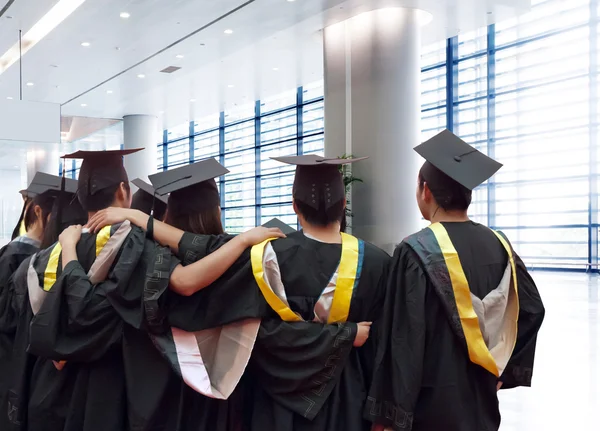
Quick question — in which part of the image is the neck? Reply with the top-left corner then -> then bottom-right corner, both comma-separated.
25,223 -> 44,243
301,222 -> 342,244
429,208 -> 470,224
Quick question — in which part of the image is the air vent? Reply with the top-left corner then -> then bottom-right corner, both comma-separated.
160,66 -> 181,74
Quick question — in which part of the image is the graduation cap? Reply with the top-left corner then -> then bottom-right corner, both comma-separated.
63,148 -> 143,196
149,158 -> 229,213
131,178 -> 168,219
131,179 -> 168,204
414,129 -> 502,190
262,218 -> 296,235
19,189 -> 37,199
26,172 -> 78,196
271,155 -> 368,210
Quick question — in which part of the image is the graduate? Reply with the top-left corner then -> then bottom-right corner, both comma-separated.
366,130 -> 545,431
87,154 -> 390,431
0,173 -> 77,430
130,178 -> 167,219
23,149 -> 284,431
5,193 -> 87,431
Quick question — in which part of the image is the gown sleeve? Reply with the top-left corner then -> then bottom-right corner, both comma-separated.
177,232 -> 235,264
364,243 -> 427,430
500,254 -> 545,389
249,319 -> 358,420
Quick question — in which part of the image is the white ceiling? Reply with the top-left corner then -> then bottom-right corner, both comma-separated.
0,0 -> 530,133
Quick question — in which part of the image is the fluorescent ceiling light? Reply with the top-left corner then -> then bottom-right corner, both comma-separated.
190,99 -> 196,102
6,96 -> 13,100
272,67 -> 279,71
0,0 -> 87,75
120,12 -> 130,19
224,29 -> 233,34
176,54 -> 184,59
227,84 -> 234,88
26,82 -> 34,86
137,74 -> 145,78
106,90 -> 113,94
81,41 -> 90,47
80,103 -> 87,107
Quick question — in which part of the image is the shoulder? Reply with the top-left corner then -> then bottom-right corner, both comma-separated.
361,240 -> 391,264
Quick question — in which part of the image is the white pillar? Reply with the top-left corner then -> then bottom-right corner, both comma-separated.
123,115 -> 159,183
26,148 -> 60,184
324,8 -> 424,253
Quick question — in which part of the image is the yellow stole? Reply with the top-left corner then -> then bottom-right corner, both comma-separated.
428,223 -> 519,377
250,233 -> 361,324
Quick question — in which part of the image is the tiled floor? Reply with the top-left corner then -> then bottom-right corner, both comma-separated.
499,271 -> 599,430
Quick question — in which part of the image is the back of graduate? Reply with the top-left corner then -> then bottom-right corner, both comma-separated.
366,131 -> 545,431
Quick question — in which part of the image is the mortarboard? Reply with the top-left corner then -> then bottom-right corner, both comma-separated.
131,178 -> 168,219
19,189 -> 36,199
26,172 -> 78,196
262,218 -> 296,235
149,158 -> 229,213
271,155 -> 368,210
414,129 -> 502,190
63,148 -> 143,196
131,178 -> 168,204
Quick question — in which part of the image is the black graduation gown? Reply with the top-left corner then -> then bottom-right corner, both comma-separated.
366,222 -> 545,431
168,230 -> 390,431
26,225 -> 242,431
15,224 -> 177,431
0,238 -> 40,430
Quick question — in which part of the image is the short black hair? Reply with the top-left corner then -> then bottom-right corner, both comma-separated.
24,192 -> 56,231
294,199 -> 345,228
40,196 -> 88,249
79,182 -> 130,212
418,162 -> 472,211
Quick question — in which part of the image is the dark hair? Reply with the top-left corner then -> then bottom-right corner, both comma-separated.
79,182 -> 131,212
165,206 -> 224,235
11,198 -> 31,240
418,163 -> 472,211
40,196 -> 88,249
294,199 -> 346,228
23,192 -> 56,232
131,190 -> 167,221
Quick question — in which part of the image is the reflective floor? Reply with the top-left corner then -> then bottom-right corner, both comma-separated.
499,272 -> 599,430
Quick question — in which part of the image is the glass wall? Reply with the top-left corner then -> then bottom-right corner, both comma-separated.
421,0 -> 599,270
160,82 -> 324,232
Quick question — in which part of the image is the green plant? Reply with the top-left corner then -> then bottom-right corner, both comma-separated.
338,154 -> 363,220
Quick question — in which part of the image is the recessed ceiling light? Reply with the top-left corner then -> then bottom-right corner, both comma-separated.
120,12 -> 130,19
176,54 -> 184,59
224,29 -> 233,34
272,67 -> 279,71
6,96 -> 13,100
190,98 -> 196,102
137,74 -> 145,78
80,103 -> 87,107
0,0 -> 87,76
287,0 -> 296,2
106,90 -> 113,94
227,84 -> 234,88
81,41 -> 90,47
26,82 -> 34,86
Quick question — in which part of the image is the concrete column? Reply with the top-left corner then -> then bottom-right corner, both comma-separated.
123,115 -> 159,183
324,7 -> 425,253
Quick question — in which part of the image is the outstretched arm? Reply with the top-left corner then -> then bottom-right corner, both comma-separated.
86,208 -> 285,296
88,208 -> 184,252
169,225 -> 284,296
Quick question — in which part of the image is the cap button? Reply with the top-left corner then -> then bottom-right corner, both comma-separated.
454,155 -> 462,162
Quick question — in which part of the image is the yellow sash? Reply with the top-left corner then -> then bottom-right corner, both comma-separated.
19,219 -> 26,237
250,233 -> 360,323
42,226 -> 113,292
428,223 -> 519,377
